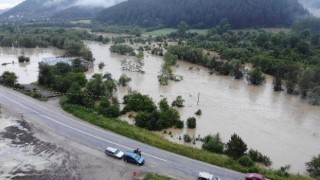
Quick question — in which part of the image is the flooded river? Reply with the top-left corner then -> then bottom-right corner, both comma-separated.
1,41 -> 319,174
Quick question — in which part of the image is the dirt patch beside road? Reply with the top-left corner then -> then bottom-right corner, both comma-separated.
0,107 -> 150,180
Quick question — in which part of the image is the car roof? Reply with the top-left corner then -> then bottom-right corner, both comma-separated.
199,171 -> 214,179
247,173 -> 264,179
106,147 -> 118,153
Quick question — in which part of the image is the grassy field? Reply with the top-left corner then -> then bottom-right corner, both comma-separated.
61,101 -> 312,180
146,28 -> 208,36
70,19 -> 92,24
233,28 -> 291,33
144,173 -> 172,180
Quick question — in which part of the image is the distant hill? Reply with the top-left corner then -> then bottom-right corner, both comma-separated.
0,0 -> 104,21
0,0 -> 76,21
298,0 -> 320,17
96,0 -> 310,29
0,8 -> 9,14
51,6 -> 103,21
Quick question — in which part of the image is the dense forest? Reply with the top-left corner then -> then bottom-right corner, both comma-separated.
96,0 -> 310,28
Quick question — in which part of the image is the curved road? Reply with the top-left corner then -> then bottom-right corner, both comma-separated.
0,86 -> 245,180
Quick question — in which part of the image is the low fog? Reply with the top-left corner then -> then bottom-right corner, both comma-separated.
298,0 -> 320,17
43,0 -> 126,8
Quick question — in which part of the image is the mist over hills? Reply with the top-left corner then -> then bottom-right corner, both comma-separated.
298,0 -> 320,17
95,0 -> 310,29
0,0 -> 314,29
0,0 -> 125,21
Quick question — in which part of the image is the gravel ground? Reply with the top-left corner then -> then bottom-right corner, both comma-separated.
0,105 -> 150,180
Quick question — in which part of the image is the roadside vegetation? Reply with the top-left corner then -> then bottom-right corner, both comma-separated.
1,16 -> 320,178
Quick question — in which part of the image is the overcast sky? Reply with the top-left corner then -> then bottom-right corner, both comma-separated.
0,0 -> 24,10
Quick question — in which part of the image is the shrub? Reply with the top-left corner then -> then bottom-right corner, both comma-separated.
172,96 -> 185,107
195,109 -> 202,115
246,67 -> 266,85
248,149 -> 272,166
118,74 -> 132,87
98,62 -> 105,69
306,154 -> 320,178
183,134 -> 192,143
186,117 -> 196,128
238,155 -> 254,167
202,133 -> 224,153
175,120 -> 184,129
0,71 -> 18,86
18,56 -> 30,63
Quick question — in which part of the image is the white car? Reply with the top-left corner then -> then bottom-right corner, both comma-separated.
105,147 -> 124,159
198,171 -> 221,180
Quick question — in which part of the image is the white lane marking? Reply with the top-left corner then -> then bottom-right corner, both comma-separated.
0,94 -> 167,162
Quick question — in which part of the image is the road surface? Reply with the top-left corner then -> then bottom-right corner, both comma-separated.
0,86 -> 245,180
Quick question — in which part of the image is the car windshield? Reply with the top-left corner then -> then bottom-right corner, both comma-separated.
133,154 -> 141,161
114,150 -> 120,154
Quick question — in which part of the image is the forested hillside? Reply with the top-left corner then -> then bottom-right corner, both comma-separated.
96,0 -> 310,28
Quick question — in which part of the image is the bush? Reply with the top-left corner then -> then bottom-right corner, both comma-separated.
238,155 -> 254,167
0,71 -> 18,86
122,93 -> 156,113
186,117 -> 196,128
225,133 -> 248,159
202,133 -> 224,153
98,62 -> 105,69
175,120 -> 184,129
246,67 -> 266,85
306,154 -> 320,179
172,96 -> 185,107
183,134 -> 192,143
195,109 -> 202,115
248,149 -> 272,166
118,74 -> 132,87
110,44 -> 135,55
18,56 -> 30,63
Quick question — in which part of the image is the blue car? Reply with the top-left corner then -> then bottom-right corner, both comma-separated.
123,151 -> 145,165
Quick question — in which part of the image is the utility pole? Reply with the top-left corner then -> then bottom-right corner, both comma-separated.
197,92 -> 200,106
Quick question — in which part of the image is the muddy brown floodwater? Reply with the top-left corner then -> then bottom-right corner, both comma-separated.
1,41 -> 320,174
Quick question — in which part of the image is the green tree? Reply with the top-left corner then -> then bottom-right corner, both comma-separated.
186,117 -> 196,128
177,21 -> 189,37
306,154 -> 320,179
225,133 -> 248,159
202,133 -> 224,153
122,93 -> 156,113
299,68 -> 315,97
118,74 -> 132,87
307,86 -> 320,105
246,67 -> 266,85
172,96 -> 185,107
0,71 -> 17,86
87,74 -> 107,98
238,155 -> 254,167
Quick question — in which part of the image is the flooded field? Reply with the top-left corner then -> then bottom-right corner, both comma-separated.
0,46 -> 64,84
1,41 -> 320,173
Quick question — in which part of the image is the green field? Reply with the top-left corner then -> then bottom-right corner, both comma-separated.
146,28 -> 208,36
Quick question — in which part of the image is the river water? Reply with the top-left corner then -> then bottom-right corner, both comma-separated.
0,42 -> 319,174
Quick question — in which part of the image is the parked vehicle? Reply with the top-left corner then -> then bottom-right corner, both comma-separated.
105,147 -> 124,159
198,171 -> 221,180
123,151 -> 145,165
245,173 -> 270,180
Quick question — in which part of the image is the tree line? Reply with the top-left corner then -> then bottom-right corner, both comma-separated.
96,0 -> 309,29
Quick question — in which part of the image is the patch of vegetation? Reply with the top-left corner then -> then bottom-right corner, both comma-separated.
306,154 -> 320,179
144,173 -> 172,180
171,96 -> 184,107
18,56 -> 30,63
61,102 -> 311,180
110,44 -> 135,55
186,117 -> 196,129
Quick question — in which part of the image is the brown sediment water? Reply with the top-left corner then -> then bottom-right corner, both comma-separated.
1,41 -> 319,173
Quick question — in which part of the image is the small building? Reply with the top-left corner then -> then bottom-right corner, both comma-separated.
41,56 -> 93,69
42,57 -> 76,66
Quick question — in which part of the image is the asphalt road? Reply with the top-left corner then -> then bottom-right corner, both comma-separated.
0,86 -> 245,180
